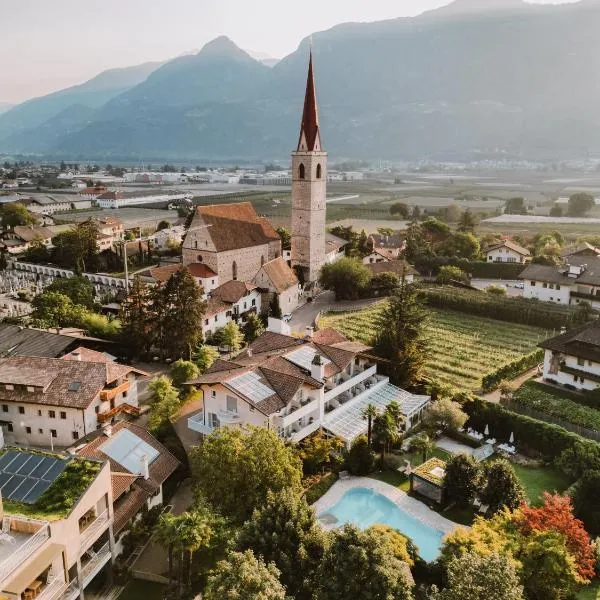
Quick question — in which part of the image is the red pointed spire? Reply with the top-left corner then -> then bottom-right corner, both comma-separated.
297,50 -> 321,152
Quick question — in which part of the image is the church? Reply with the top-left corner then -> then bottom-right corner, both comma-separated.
181,51 -> 328,308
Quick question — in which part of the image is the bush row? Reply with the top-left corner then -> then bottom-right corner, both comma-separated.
481,350 -> 544,392
421,285 -> 575,329
414,257 -> 525,280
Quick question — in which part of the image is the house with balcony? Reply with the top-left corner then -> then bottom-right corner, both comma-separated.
0,447 -> 115,600
73,421 -> 179,555
185,327 -> 430,447
0,353 -> 148,448
539,322 -> 600,392
485,240 -> 530,264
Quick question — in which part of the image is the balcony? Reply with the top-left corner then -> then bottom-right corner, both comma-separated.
324,366 -> 377,403
97,402 -> 139,424
79,511 -> 109,554
188,411 -> 214,435
80,542 -> 111,587
571,290 -> 600,303
278,398 -> 320,429
99,381 -> 130,402
217,409 -> 241,425
58,579 -> 79,600
35,573 -> 68,600
290,421 -> 321,443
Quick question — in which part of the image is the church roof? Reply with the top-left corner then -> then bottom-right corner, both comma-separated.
297,51 -> 322,152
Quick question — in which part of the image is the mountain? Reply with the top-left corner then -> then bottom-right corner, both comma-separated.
5,0 -> 600,161
246,50 -> 280,67
0,103 -> 14,116
0,61 -> 162,148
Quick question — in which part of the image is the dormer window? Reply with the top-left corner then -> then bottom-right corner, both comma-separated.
5,385 -> 13,391
26,386 -> 34,393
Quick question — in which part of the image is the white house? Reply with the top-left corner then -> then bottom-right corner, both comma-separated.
325,233 -> 347,264
362,247 -> 402,265
149,225 -> 185,249
540,322 -> 600,391
485,240 -> 530,264
365,260 -> 419,285
253,257 -> 301,314
186,327 -> 430,447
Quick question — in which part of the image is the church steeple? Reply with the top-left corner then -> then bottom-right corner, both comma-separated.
297,51 -> 322,152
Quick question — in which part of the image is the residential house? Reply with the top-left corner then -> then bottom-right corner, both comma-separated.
325,233 -> 347,265
0,448 -> 115,600
148,226 -> 185,250
539,322 -> 600,391
0,354 -> 147,448
186,328 -> 430,447
485,240 -> 530,264
1,226 -> 53,255
147,263 -> 219,295
73,421 -> 179,554
78,186 -> 107,201
366,260 -> 419,284
561,242 -> 600,260
253,257 -> 301,314
91,217 -> 124,243
362,247 -> 402,265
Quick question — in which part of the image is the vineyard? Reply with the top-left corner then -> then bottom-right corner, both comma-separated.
318,303 -> 549,390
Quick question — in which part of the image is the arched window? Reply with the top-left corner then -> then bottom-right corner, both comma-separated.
316,164 -> 322,179
197,255 -> 203,262
194,240 -> 198,249
299,163 -> 305,179
232,261 -> 238,280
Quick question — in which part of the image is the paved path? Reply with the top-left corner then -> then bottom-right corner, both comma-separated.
288,291 -> 382,335
436,436 -> 475,457
481,367 -> 538,403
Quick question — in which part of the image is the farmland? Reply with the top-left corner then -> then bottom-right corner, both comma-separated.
318,304 -> 549,390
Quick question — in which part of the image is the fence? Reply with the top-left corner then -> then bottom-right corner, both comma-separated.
505,400 -> 600,443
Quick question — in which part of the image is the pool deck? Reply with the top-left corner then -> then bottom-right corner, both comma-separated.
312,476 -> 465,536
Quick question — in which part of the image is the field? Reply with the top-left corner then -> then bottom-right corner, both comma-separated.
318,304 -> 550,390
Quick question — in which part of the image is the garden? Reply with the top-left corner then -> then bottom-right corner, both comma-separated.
318,304 -> 549,390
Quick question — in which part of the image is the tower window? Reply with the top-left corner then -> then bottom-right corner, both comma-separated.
198,255 -> 203,262
299,163 -> 305,179
232,261 -> 238,280
194,240 -> 198,249
316,164 -> 322,179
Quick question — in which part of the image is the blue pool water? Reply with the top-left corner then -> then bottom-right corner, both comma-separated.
320,487 -> 445,562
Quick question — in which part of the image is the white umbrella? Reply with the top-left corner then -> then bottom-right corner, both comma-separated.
484,424 -> 490,436
509,432 -> 514,444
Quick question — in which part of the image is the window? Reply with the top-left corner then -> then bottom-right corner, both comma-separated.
214,316 -> 218,323
211,390 -> 216,398
48,410 -> 55,418
578,357 -> 585,366
5,384 -> 13,391
243,302 -> 247,310
204,319 -> 209,325
72,431 -> 79,440
26,386 -> 34,393
60,411 -> 66,419
299,163 -> 305,179
25,427 -> 31,434
123,390 -> 128,398
208,413 -> 220,428
38,428 -> 43,434
252,299 -> 256,307
50,430 -> 57,438
194,240 -> 198,249
7,424 -> 13,432
542,283 -> 548,288
37,410 -> 41,416
530,281 -> 536,286
226,396 -> 238,413
18,407 -> 24,414
95,406 -> 100,414
316,163 -> 322,179
1,405 -> 7,413
557,284 -> 561,290
232,261 -> 238,280
198,255 -> 202,262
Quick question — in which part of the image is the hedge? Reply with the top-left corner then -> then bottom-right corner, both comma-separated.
481,350 -> 544,392
422,285 -> 576,329
414,257 -> 525,280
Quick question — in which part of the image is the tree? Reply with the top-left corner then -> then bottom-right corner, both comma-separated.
573,470 -> 600,537
51,221 -> 99,273
192,343 -> 219,373
372,410 -> 401,464
436,265 -> 469,284
421,218 -> 451,245
368,525 -> 414,566
570,301 -> 596,326
346,435 -> 375,475
238,489 -> 328,600
46,276 -> 94,309
23,239 -> 51,263
318,258 -> 371,301
0,252 -> 7,271
170,359 -> 199,388
155,513 -> 179,584
432,551 -> 524,600
457,209 -> 477,232
204,550 -> 286,600
505,197 -> 527,215
550,205 -> 563,217
119,277 -> 154,358
0,203 -> 36,229
487,284 -> 507,296
243,313 -> 265,343
409,433 -> 435,463
390,202 -> 410,218
423,398 -> 468,433
441,203 -> 462,223
176,510 -> 214,590
568,192 -> 595,217
215,321 -> 245,353
296,433 -> 343,475
191,426 -> 303,524
31,292 -> 82,329
443,454 -> 481,507
370,272 -> 400,296
480,460 -> 526,514
361,403 -> 378,448
315,525 -> 413,600
148,376 -> 181,431
275,226 -> 291,250
373,280 -> 430,387
446,232 -> 480,259
157,220 -> 170,231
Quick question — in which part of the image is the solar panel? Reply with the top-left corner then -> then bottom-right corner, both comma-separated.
228,371 -> 274,404
0,451 -> 70,504
100,429 -> 160,476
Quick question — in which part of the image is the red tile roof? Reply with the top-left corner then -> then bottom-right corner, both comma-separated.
311,328 -> 348,346
212,280 -> 257,304
256,257 -> 298,293
187,263 -> 217,278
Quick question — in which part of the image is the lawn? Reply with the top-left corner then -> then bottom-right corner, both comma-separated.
319,304 -> 549,390
512,463 -> 573,506
577,581 -> 600,600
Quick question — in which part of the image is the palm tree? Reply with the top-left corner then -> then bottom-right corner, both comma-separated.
385,401 -> 405,430
361,404 -> 378,448
177,511 -> 213,587
154,513 -> 178,584
372,412 -> 400,466
410,433 -> 436,464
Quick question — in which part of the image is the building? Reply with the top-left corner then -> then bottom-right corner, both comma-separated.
539,322 -> 600,391
211,281 -> 262,321
485,240 -> 530,264
1,226 -> 53,255
366,260 -> 419,284
291,52 -> 327,283
186,327 -> 430,447
146,263 -> 220,295
148,225 -> 185,250
73,421 -> 179,554
182,202 -> 282,282
96,191 -> 191,209
0,447 -> 115,600
253,257 -> 301,314
362,247 -> 402,265
325,233 -> 347,265
561,242 -> 600,260
0,353 -> 147,448
20,195 -> 92,215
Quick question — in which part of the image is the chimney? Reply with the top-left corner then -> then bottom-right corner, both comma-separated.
311,353 -> 325,382
247,348 -> 253,358
141,455 -> 149,480
71,350 -> 81,361
103,424 -> 112,438
560,326 -> 567,335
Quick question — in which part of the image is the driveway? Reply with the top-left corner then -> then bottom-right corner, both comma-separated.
471,279 -> 524,297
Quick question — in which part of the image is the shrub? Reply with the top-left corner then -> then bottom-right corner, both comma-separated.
436,265 -> 469,284
481,350 -> 543,392
346,435 -> 375,475
487,285 -> 507,296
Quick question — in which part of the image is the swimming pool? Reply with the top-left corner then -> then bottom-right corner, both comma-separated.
319,487 -> 445,562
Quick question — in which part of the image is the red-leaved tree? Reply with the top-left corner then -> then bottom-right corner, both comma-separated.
517,493 -> 595,581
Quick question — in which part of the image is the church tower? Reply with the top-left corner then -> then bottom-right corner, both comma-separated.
291,51 -> 327,284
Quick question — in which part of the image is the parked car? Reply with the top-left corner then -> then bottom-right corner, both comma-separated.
515,282 -> 524,289
283,313 -> 292,322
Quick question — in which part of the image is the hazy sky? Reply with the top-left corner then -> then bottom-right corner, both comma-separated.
1,0 -> 576,104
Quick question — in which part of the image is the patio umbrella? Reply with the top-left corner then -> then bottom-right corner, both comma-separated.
484,424 -> 490,436
509,432 -> 514,444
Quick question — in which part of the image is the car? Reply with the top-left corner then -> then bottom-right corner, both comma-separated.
515,282 -> 524,289
282,313 -> 292,322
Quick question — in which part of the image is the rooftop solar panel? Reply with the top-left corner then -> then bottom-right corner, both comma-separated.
0,452 -> 17,471
17,455 -> 43,476
22,480 -> 52,504
3,474 -> 25,498
31,457 -> 55,479
100,429 -> 159,476
43,460 -> 68,482
228,371 -> 274,404
7,453 -> 29,473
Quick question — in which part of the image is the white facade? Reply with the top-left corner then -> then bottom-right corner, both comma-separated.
542,349 -> 600,392
149,226 -> 185,249
523,279 -> 572,304
486,247 -> 527,263
97,192 -> 191,209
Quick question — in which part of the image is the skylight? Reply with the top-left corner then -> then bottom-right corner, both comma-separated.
68,382 -> 82,392
285,347 -> 331,372
100,429 -> 159,475
228,371 -> 274,404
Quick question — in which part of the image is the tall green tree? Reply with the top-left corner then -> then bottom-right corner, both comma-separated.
155,513 -> 179,584
243,313 -> 265,343
374,280 -> 430,388
119,277 -> 154,357
480,459 -> 526,514
409,433 -> 435,463
423,398 -> 468,433
238,489 -> 328,600
315,525 -> 413,600
318,257 -> 371,301
568,192 -> 595,217
46,276 -> 94,309
457,209 -> 477,232
191,426 -> 303,524
148,375 -> 181,431
275,226 -> 291,251
372,409 -> 401,464
192,343 -> 219,373
51,220 -> 99,272
361,403 -> 378,448
170,359 -> 199,388
31,292 -> 83,329
215,321 -> 245,353
0,203 -> 36,229
346,435 -> 375,475
204,551 -> 287,600
443,454 -> 481,507
573,470 -> 600,536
